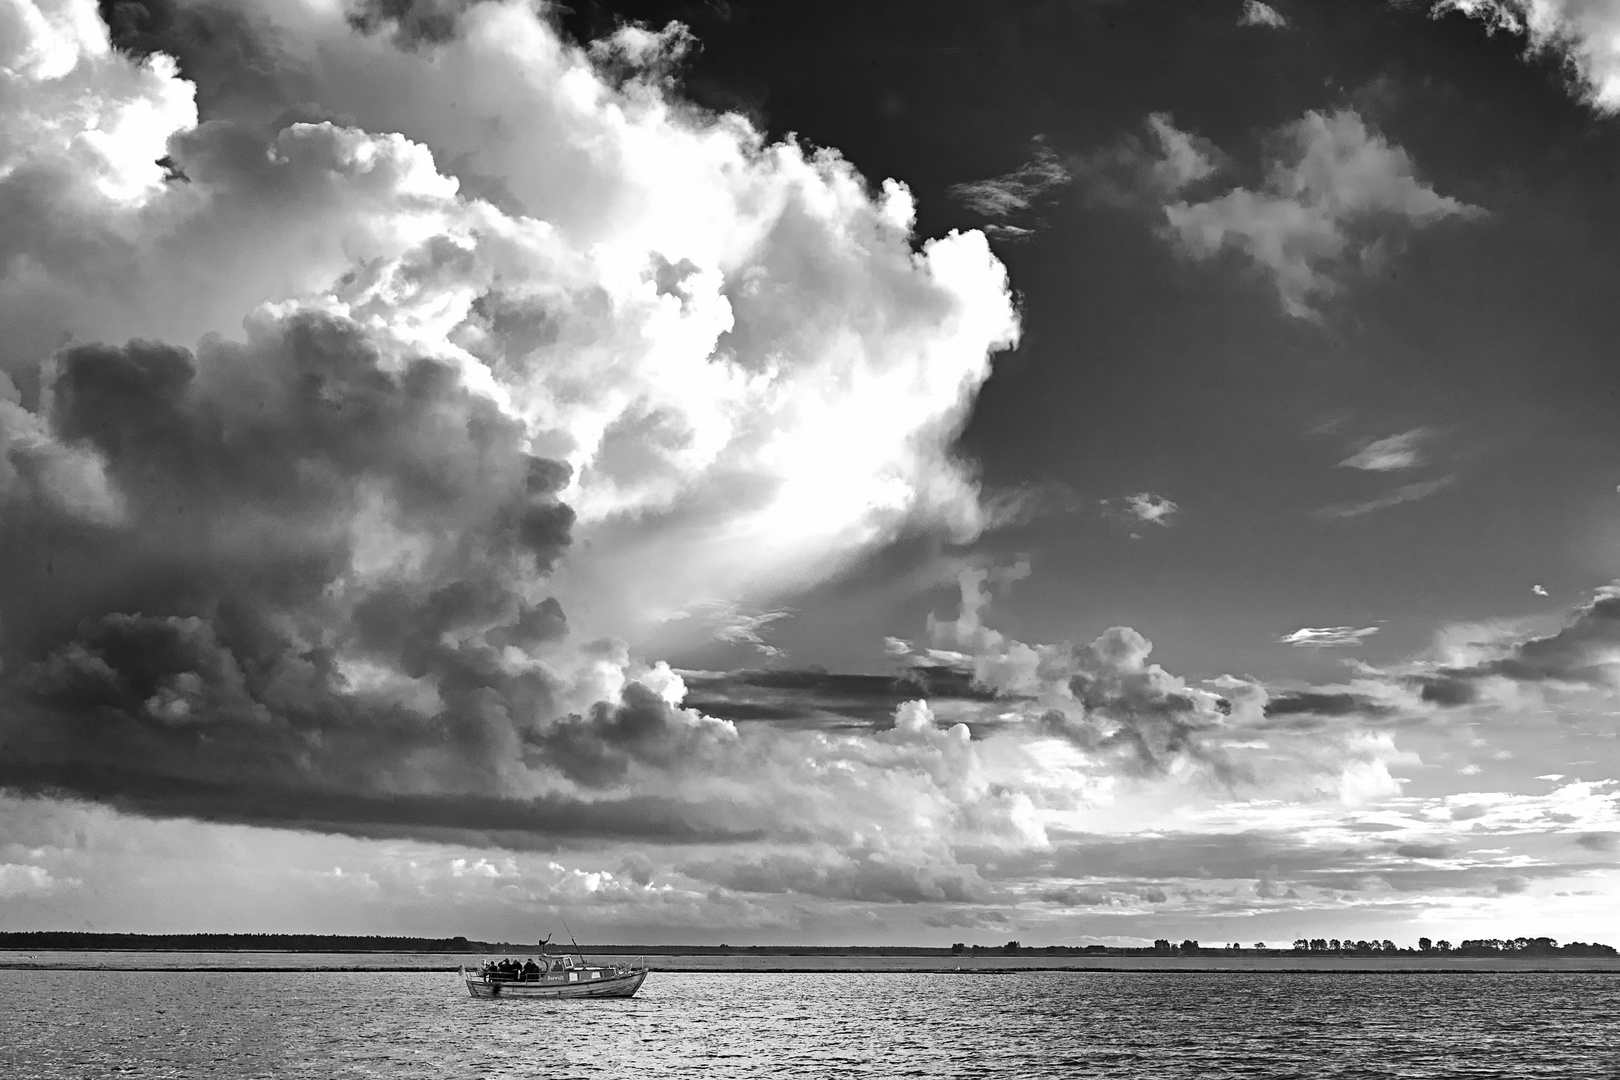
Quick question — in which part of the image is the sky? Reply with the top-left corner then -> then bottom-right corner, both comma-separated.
0,0 -> 1616,948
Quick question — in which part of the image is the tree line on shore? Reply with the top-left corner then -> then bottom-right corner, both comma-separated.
2,931 -> 1613,957
1143,936 -> 1617,957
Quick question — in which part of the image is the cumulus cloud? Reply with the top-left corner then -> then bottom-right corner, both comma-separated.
1099,491 -> 1179,534
1078,113 -> 1221,208
1239,1 -> 1290,28
0,862 -> 67,897
0,0 -> 1020,841
922,567 -> 1244,783
1121,492 -> 1179,526
1432,0 -> 1620,111
1280,626 -> 1381,648
1339,428 -> 1431,471
1159,110 -> 1481,317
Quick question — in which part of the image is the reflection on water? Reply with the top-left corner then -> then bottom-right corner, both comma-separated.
2,969 -> 1617,1078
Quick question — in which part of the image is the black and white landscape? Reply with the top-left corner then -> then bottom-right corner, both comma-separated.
2,0 -> 1618,963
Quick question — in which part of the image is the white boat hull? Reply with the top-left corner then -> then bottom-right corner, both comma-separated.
463,967 -> 648,1000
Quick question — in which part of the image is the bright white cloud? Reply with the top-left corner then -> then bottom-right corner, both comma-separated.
1433,0 -> 1620,111
1280,626 -> 1381,648
1160,110 -> 1481,317
0,0 -> 1020,653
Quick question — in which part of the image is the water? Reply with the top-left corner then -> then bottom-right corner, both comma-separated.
2,968 -> 1617,1078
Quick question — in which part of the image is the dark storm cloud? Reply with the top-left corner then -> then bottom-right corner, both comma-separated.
95,0 -> 294,121
680,665 -> 997,729
1413,587 -> 1620,702
0,763 -> 759,849
1039,885 -> 1110,906
527,680 -> 738,786
680,848 -> 994,904
1264,691 -> 1394,720
0,313 -> 616,842
1393,843 -> 1454,859
345,0 -> 479,47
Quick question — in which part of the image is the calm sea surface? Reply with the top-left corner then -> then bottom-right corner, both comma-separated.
2,968 -> 1617,1078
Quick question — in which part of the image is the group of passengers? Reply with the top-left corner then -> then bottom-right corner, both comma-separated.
481,957 -> 549,982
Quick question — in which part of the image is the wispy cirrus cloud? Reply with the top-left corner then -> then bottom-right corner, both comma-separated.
1315,475 -> 1457,519
1340,428 -> 1432,471
1280,626 -> 1381,648
675,601 -> 795,657
948,140 -> 1071,236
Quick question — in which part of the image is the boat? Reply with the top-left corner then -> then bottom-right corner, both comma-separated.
461,944 -> 649,1000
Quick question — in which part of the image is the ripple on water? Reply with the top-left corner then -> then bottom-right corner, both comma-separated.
2,970 -> 1619,1078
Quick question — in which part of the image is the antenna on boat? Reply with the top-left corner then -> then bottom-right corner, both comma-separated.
559,912 -> 583,962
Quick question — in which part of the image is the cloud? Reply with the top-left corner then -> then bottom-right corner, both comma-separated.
922,569 -> 1245,784
1315,475 -> 1456,519
1339,428 -> 1431,472
948,140 -> 1071,223
1041,884 -> 1112,906
666,601 -> 793,657
921,907 -> 1008,929
1575,832 -> 1618,851
1239,1 -> 1290,28
0,862 -> 68,898
1159,110 -> 1481,317
1533,584 -> 1550,597
683,841 -> 995,905
1280,626 -> 1381,648
1078,113 -> 1221,208
1101,491 -> 1179,533
1431,0 -> 1620,111
1412,584 -> 1620,701
1263,690 -> 1394,720
1121,492 -> 1179,526
0,0 -> 1021,841
680,664 -> 995,728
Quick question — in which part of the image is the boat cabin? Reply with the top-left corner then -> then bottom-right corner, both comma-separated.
478,953 -> 628,984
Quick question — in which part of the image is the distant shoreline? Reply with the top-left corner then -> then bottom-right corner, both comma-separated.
2,951 -> 1617,975
2,935 -> 1611,960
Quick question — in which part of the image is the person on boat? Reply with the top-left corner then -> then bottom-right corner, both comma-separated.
522,958 -> 539,981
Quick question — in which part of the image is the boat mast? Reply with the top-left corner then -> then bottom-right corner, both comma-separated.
559,913 -> 584,965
